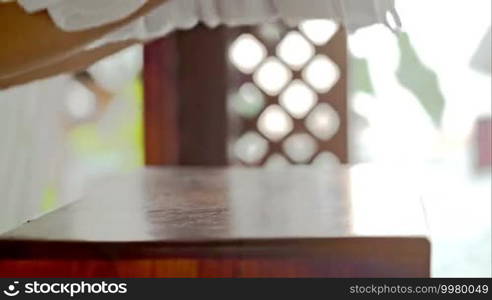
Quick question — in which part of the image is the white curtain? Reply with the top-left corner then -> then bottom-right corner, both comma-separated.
18,0 -> 399,43
0,76 -> 68,233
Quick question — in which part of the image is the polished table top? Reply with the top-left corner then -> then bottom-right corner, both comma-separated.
0,165 -> 429,259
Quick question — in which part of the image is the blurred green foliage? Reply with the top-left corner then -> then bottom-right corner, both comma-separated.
396,32 -> 445,127
68,78 -> 144,171
350,55 -> 375,96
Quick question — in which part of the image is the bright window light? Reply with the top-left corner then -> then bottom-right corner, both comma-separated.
257,105 -> 294,141
299,19 -> 338,46
254,57 -> 292,96
276,31 -> 315,70
279,80 -> 318,118
229,34 -> 267,74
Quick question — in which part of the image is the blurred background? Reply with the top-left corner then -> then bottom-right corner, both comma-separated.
0,0 -> 490,277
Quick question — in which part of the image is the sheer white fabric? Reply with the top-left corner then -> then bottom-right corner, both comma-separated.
0,76 -> 68,233
19,0 -> 400,46
0,47 -> 144,233
18,0 -> 147,31
471,28 -> 491,74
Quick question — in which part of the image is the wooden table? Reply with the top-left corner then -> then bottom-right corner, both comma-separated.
0,165 -> 430,277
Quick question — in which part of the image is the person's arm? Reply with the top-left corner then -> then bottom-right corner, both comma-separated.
0,0 -> 166,80
0,39 -> 138,89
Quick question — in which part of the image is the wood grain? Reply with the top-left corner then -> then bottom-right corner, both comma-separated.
176,26 -> 228,166
143,26 -> 228,166
144,36 -> 180,165
0,166 -> 430,277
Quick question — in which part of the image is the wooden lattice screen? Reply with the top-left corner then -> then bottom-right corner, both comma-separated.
144,21 -> 348,166
227,21 -> 348,166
